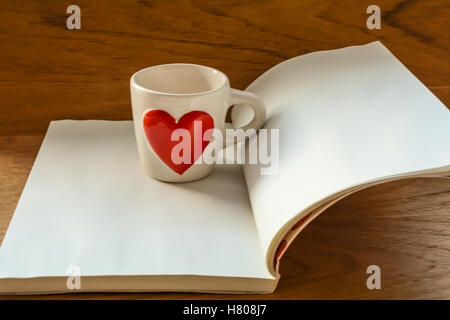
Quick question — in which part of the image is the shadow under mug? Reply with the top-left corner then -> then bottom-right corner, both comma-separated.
130,63 -> 266,183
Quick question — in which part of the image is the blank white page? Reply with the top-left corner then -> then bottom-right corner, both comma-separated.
0,120 -> 272,280
243,41 -> 450,259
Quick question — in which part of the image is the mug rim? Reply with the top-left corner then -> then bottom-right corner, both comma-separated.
130,63 -> 229,97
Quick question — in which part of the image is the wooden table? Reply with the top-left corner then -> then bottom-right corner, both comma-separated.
0,0 -> 449,299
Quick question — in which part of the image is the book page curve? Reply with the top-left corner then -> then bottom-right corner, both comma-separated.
272,173 -> 450,275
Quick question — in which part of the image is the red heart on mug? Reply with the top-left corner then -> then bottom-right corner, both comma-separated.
143,110 -> 214,175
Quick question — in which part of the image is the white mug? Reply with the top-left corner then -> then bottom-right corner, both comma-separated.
130,63 -> 266,182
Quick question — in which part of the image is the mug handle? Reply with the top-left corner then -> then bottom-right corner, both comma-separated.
224,88 -> 267,147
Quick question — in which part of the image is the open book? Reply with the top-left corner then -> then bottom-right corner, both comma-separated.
0,42 -> 449,294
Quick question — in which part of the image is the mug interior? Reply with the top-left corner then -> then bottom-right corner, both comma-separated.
132,64 -> 227,95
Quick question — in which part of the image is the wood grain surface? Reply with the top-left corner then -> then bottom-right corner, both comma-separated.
0,0 -> 449,299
